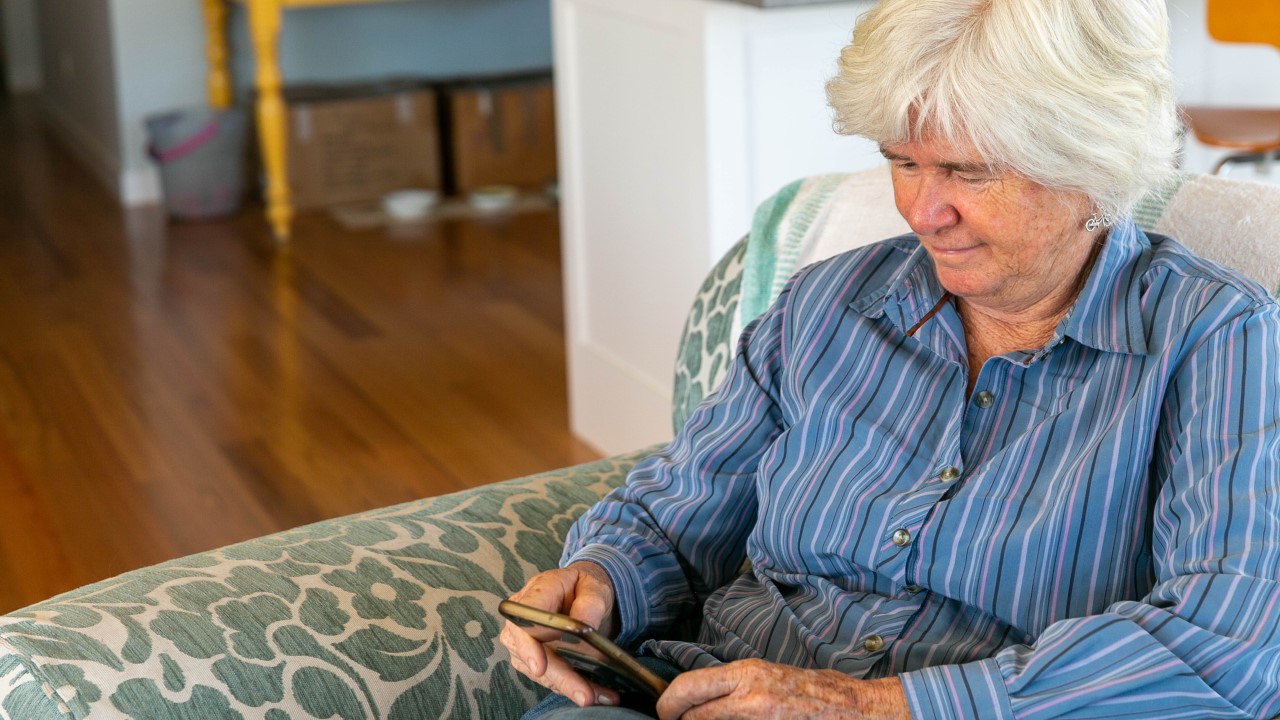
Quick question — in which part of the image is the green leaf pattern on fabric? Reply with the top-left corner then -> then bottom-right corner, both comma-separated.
44,607 -> 102,630
473,660 -> 530,720
40,664 -> 100,717
0,454 -> 642,718
672,237 -> 747,433
211,657 -> 286,707
266,559 -> 323,578
293,666 -> 365,720
299,589 -> 349,636
103,607 -> 153,665
334,627 -> 436,683
387,642 -> 453,720
216,596 -> 294,660
2,622 -> 125,671
160,654 -> 185,692
151,610 -> 228,661
110,679 -> 243,719
448,676 -> 473,720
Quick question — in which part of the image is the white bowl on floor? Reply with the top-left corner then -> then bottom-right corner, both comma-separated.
468,185 -> 519,212
382,189 -> 439,221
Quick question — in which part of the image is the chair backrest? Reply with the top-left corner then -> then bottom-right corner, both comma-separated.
671,168 -> 1280,430
1206,0 -> 1280,50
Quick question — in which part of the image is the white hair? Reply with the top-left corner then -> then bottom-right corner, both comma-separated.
826,0 -> 1181,218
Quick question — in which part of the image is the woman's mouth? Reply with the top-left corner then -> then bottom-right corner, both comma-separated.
926,242 -> 981,259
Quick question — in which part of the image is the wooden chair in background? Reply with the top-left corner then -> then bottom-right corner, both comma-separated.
1180,0 -> 1280,175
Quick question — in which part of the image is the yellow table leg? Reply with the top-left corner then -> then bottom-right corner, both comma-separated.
202,0 -> 232,108
247,0 -> 293,243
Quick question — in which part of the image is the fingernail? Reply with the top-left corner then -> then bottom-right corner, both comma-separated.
597,694 -> 617,706
575,692 -> 590,706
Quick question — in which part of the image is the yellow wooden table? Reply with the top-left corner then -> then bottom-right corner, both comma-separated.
201,0 -> 410,242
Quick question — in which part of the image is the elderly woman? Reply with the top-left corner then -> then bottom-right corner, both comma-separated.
502,0 -> 1280,718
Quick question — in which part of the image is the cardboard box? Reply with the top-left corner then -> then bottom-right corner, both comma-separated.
283,82 -> 441,209
442,76 -> 557,194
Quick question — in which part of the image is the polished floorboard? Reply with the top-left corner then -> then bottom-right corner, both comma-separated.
0,96 -> 600,613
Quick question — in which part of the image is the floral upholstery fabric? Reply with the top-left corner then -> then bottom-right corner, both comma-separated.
0,451 -> 648,720
671,237 -> 746,433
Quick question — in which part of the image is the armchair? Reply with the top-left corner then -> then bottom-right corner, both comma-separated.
2,168 -> 1277,719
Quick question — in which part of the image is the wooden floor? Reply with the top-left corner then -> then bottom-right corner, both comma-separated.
0,95 -> 599,613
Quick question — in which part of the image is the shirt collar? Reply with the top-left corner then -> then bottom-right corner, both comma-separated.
850,218 -> 1150,356
849,236 -> 942,334
1060,217 -> 1149,356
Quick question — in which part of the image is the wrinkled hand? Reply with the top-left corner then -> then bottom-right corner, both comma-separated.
656,659 -> 910,720
499,561 -> 621,708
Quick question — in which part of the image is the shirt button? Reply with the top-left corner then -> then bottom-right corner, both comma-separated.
974,390 -> 994,409
904,584 -> 922,594
892,528 -> 911,547
863,635 -> 885,653
938,467 -> 960,483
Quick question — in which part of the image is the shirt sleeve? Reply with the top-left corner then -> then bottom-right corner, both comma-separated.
901,302 -> 1280,720
560,278 -> 795,648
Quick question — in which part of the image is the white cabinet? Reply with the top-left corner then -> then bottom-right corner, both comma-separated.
553,0 -> 877,455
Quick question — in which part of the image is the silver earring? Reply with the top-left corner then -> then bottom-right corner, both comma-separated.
1085,206 -> 1114,232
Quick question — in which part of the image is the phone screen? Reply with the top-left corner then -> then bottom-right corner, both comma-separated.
499,599 -> 670,699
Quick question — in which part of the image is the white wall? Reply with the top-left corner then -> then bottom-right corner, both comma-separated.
1,0 -> 42,92
109,0 -> 208,205
730,3 -> 883,256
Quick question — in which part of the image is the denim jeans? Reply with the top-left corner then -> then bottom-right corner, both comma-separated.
519,656 -> 683,720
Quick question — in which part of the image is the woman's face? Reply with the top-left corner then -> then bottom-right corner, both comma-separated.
882,133 -> 1099,316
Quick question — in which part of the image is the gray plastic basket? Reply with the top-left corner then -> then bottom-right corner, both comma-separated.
146,107 -> 248,219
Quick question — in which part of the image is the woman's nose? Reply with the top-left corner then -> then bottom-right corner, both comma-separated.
899,176 -> 960,236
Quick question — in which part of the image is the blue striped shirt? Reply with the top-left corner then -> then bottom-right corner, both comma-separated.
564,218 -> 1280,719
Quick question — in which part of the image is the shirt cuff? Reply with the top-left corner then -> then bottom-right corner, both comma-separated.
900,658 -> 1015,720
563,543 -> 653,649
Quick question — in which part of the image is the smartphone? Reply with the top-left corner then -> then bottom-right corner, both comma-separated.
499,599 -> 669,699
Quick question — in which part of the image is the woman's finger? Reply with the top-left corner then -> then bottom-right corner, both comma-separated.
501,618 -> 620,707
537,647 -> 620,707
509,570 -> 575,611
563,561 -> 616,632
499,619 -> 551,675
501,568 -> 583,676
656,665 -> 741,720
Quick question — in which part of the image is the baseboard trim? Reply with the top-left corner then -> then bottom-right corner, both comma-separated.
120,165 -> 162,206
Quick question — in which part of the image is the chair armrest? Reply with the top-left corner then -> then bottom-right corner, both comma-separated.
0,450 -> 652,720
